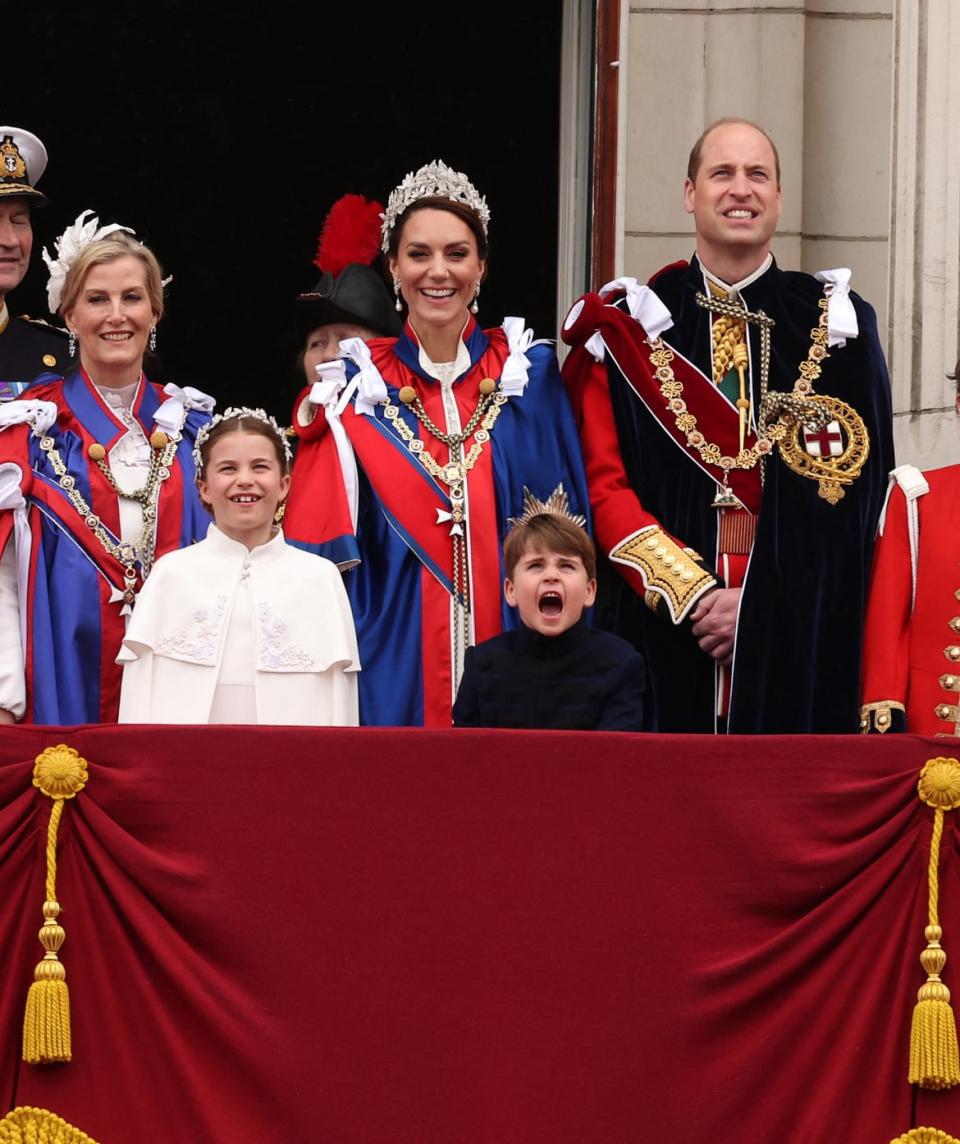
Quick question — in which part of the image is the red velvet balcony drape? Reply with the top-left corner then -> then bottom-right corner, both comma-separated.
1,726 -> 959,1143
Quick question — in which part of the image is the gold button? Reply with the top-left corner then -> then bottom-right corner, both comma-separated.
951,618 -> 960,633
937,704 -> 953,720
398,386 -> 417,405
681,570 -> 694,582
42,354 -> 56,367
663,554 -> 675,567
645,537 -> 658,550
478,378 -> 496,396
654,545 -> 667,558
877,712 -> 890,727
942,675 -> 957,690
947,647 -> 960,662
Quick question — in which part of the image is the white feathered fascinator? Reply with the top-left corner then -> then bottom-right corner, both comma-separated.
42,209 -> 136,314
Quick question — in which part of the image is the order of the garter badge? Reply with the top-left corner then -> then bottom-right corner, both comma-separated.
776,393 -> 870,504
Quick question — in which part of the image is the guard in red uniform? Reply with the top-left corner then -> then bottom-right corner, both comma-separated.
861,461 -> 960,736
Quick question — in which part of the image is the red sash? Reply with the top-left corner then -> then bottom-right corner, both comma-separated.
566,294 -> 763,514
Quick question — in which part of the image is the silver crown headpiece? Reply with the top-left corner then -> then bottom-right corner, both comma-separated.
193,406 -> 293,478
380,159 -> 490,253
507,484 -> 587,531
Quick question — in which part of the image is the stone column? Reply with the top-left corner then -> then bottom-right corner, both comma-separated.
888,0 -> 960,467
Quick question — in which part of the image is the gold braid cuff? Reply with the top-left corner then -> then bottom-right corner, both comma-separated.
22,745 -> 89,1065
909,757 -> 960,1089
0,1106 -> 100,1143
860,700 -> 905,734
890,1129 -> 960,1144
610,527 -> 716,624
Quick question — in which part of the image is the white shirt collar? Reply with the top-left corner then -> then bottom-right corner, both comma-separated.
415,320 -> 473,384
699,252 -> 773,299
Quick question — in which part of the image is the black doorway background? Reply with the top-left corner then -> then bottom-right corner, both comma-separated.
7,5 -> 564,424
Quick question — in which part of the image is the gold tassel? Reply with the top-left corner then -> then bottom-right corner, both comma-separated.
22,745 -> 89,1065
0,1104 -> 101,1142
23,896 -> 71,1064
910,758 -> 960,1089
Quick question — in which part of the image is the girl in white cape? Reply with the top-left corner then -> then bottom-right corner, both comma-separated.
118,406 -> 360,724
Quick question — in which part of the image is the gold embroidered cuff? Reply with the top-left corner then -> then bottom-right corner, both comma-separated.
859,700 -> 905,734
611,528 -> 716,624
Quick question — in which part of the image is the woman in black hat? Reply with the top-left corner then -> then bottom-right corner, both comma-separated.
294,194 -> 400,386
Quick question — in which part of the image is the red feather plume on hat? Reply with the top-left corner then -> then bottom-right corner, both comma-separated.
313,194 -> 384,277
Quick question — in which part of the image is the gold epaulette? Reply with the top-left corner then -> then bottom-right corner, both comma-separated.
610,527 -> 716,624
859,700 -> 905,733
18,314 -> 68,335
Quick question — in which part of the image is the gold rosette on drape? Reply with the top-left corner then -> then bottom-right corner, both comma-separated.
0,1106 -> 100,1143
22,745 -> 89,1065
889,1129 -> 960,1144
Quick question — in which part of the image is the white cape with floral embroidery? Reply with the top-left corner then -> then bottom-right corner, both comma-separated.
117,524 -> 360,725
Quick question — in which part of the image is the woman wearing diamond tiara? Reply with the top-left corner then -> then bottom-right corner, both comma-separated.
117,408 -> 360,725
0,212 -> 213,723
284,160 -> 590,727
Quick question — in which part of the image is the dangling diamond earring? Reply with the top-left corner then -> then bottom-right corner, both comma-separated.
470,283 -> 480,315
149,326 -> 157,352
68,330 -> 76,358
393,280 -> 403,313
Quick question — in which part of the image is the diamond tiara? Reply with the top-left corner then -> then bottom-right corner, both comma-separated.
507,484 -> 587,531
192,406 -> 293,477
380,159 -> 490,253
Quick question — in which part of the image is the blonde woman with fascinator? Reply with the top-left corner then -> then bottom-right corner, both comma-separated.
0,212 -> 214,724
284,161 -> 590,727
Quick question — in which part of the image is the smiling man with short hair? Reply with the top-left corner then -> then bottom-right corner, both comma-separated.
561,117 -> 895,733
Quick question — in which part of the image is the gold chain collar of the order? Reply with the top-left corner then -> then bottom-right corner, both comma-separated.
383,378 -> 507,529
382,376 -> 507,683
646,292 -> 869,504
36,427 -> 180,605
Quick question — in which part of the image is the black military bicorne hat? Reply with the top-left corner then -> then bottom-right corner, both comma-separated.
297,194 -> 400,339
297,264 -> 400,339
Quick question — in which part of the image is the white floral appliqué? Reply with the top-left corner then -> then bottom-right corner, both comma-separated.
257,603 -> 315,670
157,597 -> 228,664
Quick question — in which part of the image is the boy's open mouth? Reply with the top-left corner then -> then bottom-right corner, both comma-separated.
538,592 -> 563,617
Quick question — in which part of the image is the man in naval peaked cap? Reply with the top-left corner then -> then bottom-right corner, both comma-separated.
0,125 -> 68,398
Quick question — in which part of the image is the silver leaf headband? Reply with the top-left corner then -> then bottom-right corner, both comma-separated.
192,406 -> 293,477
380,159 -> 490,253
